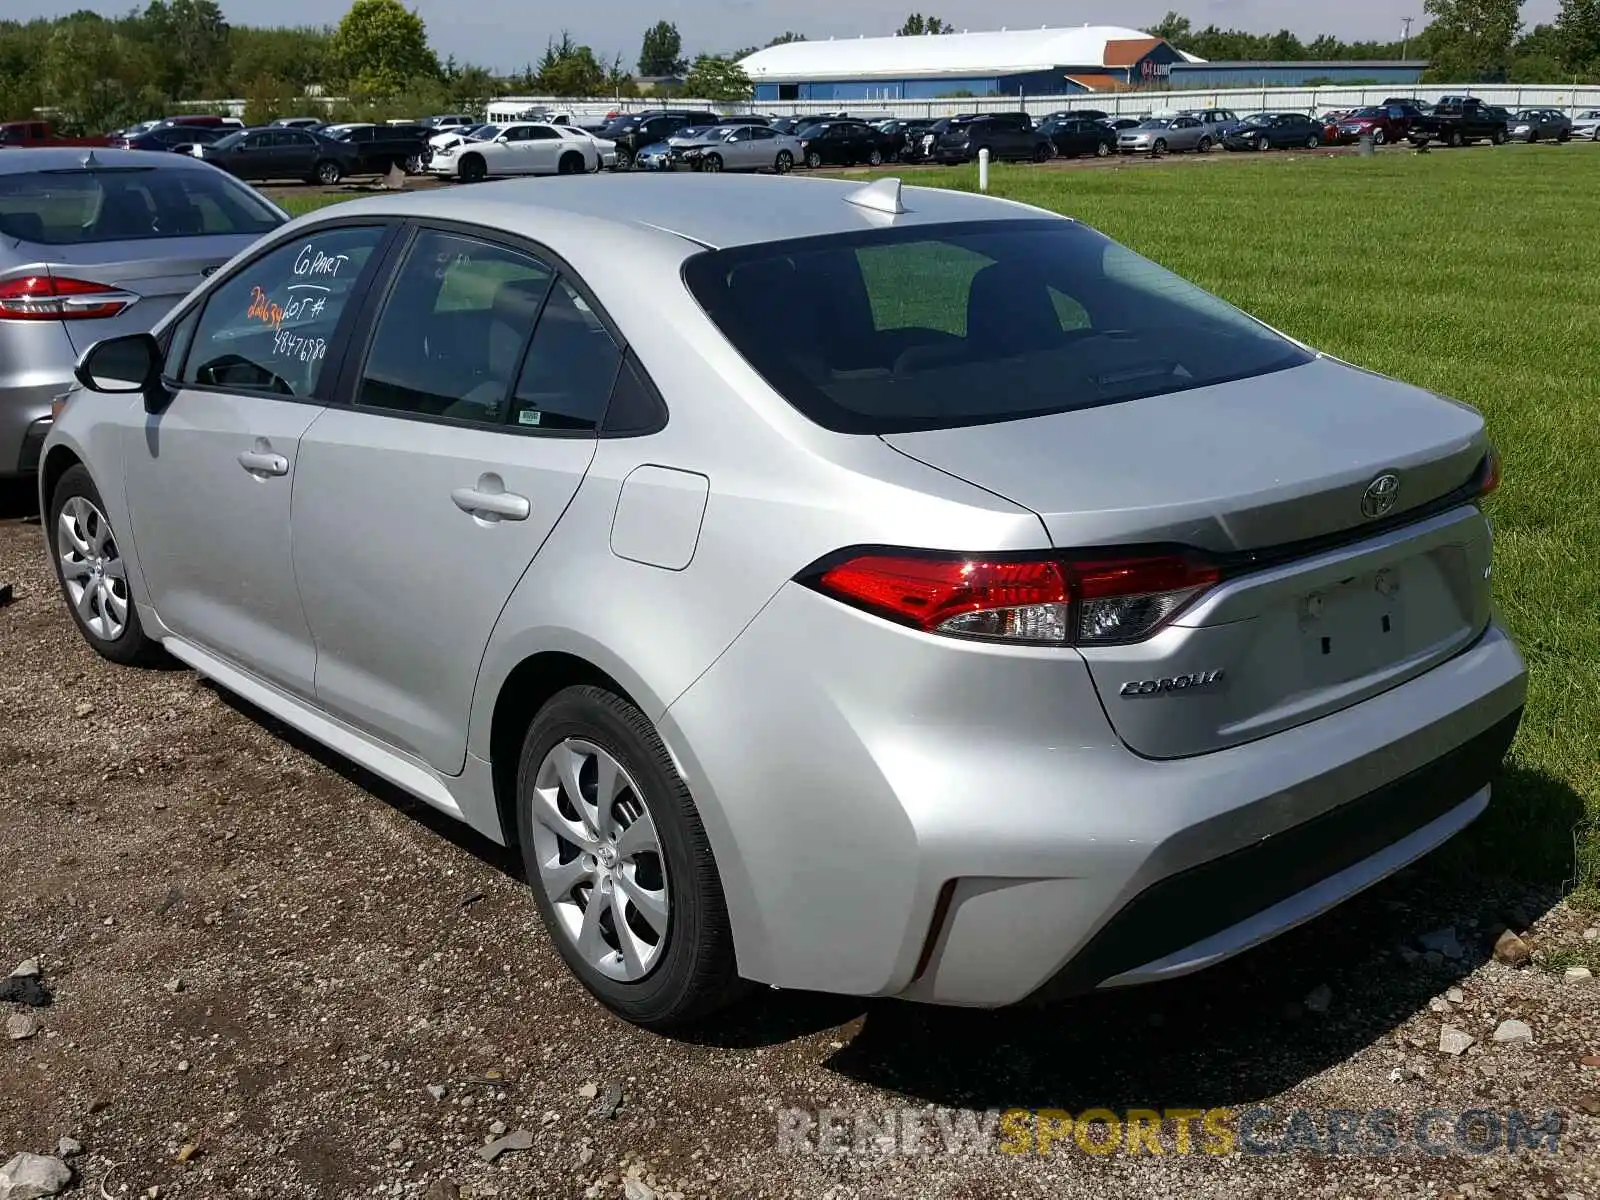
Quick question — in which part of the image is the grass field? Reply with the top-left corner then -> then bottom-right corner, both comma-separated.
280,147 -> 1600,901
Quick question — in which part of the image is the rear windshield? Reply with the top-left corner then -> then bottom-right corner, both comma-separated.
0,167 -> 283,246
682,219 -> 1312,434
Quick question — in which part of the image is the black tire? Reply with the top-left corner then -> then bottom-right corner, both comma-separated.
774,150 -> 793,174
1491,128 -> 1506,145
49,464 -> 164,668
1153,138 -> 1167,155
867,147 -> 883,166
403,154 -> 423,174
458,153 -> 486,183
1372,128 -> 1386,146
614,148 -> 634,171
1198,136 -> 1212,153
1446,129 -> 1463,147
1306,135 -> 1320,149
805,150 -> 822,169
1559,129 -> 1571,142
515,686 -> 744,1029
702,153 -> 723,173
558,151 -> 585,175
1033,141 -> 1051,163
314,159 -> 342,185
1095,141 -> 1110,157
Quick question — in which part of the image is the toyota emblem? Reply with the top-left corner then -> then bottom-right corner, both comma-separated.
1361,472 -> 1401,519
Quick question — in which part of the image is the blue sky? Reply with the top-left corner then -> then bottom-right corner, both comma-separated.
18,1 -> 1562,73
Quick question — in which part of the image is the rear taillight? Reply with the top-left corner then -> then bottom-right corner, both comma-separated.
808,550 -> 1220,646
1479,447 -> 1501,497
0,275 -> 133,321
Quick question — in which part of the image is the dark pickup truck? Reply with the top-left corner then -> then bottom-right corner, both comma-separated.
1406,98 -> 1508,147
0,120 -> 109,148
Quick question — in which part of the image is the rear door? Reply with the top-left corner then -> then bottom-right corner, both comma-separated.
522,125 -> 563,173
292,226 -> 612,772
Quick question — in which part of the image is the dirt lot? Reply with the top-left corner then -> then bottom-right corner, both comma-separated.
2,489 -> 1599,1200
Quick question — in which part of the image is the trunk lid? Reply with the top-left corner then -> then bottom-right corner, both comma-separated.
32,236 -> 255,354
882,356 -> 1494,758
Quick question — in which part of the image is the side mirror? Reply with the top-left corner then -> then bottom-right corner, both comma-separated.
495,134 -> 510,143
75,332 -> 160,396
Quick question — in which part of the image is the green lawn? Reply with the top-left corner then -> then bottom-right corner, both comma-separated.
280,147 -> 1600,901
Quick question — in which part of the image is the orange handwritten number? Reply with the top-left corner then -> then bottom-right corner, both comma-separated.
247,285 -> 284,330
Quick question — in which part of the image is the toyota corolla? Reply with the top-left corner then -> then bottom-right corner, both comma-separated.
41,174 -> 1524,1029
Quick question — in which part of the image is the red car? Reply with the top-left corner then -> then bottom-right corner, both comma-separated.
1333,103 -> 1424,146
1312,110 -> 1349,144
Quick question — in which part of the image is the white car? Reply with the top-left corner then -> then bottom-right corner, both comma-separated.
428,123 -> 599,181
1572,109 -> 1600,140
557,125 -> 617,170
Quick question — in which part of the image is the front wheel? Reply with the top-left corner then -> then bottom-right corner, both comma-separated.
1033,142 -> 1051,163
1491,128 -> 1506,145
314,159 -> 343,185
50,464 -> 163,667
1446,129 -> 1463,147
1197,136 -> 1213,153
774,150 -> 793,174
1095,141 -> 1110,157
613,148 -> 633,171
1256,136 -> 1270,151
702,153 -> 723,173
867,148 -> 883,166
516,686 -> 744,1029
458,153 -> 487,183
558,151 -> 585,175
1152,138 -> 1168,155
1372,129 -> 1386,146
1306,135 -> 1321,149
403,153 -> 424,174
805,150 -> 822,169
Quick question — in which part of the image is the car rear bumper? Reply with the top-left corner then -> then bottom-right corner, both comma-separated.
663,581 -> 1527,1007
1,362 -> 74,478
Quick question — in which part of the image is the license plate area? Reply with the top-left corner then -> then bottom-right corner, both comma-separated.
1298,566 -> 1409,685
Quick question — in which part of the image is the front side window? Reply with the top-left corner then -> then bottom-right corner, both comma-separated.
684,219 -> 1312,434
357,231 -> 553,425
181,224 -> 386,396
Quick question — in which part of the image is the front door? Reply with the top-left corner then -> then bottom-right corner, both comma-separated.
293,227 -> 616,773
122,222 -> 392,698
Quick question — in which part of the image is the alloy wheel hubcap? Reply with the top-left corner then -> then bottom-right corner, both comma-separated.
57,495 -> 128,641
530,738 -> 669,982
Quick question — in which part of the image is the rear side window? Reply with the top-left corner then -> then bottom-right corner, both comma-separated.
182,224 -> 386,397
508,279 -> 622,432
358,230 -> 553,425
0,167 -> 283,246
683,219 -> 1311,434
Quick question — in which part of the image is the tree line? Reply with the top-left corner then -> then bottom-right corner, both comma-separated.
1152,1 -> 1600,84
6,0 -> 1599,136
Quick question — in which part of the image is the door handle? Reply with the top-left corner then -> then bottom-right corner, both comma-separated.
451,486 -> 530,521
237,449 -> 288,476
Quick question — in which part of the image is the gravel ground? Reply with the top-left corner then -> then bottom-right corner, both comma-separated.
2,493 -> 1598,1200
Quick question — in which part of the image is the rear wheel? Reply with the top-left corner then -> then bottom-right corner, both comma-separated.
1095,140 -> 1110,157
1491,128 -> 1506,145
867,147 -> 883,166
557,151 -> 585,175
1033,141 -> 1051,162
1197,136 -> 1212,153
313,159 -> 342,185
1306,134 -> 1321,149
516,686 -> 744,1029
774,150 -> 793,174
1446,129 -> 1463,147
459,153 -> 487,183
49,465 -> 163,667
614,148 -> 633,171
1559,128 -> 1571,142
403,153 -> 424,174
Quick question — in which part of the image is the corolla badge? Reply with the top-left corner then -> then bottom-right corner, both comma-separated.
1361,472 -> 1401,519
1119,669 -> 1225,697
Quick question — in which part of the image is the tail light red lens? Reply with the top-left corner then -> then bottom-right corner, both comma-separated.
0,275 -> 133,321
1479,447 -> 1501,497
811,550 -> 1220,646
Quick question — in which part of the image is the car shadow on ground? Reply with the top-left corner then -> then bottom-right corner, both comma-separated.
0,478 -> 39,522
205,677 -> 1586,1108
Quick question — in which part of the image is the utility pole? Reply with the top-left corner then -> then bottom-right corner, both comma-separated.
1400,16 -> 1413,60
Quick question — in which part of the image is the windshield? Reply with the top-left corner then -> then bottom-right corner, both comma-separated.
1349,107 -> 1385,118
0,166 -> 284,246
1138,118 -> 1173,129
211,131 -> 245,150
683,219 -> 1311,435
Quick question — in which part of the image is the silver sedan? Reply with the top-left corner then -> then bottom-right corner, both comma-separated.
1118,114 -> 1213,154
673,123 -> 802,173
44,174 -> 1524,1029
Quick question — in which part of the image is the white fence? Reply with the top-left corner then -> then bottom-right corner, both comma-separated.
480,84 -> 1600,121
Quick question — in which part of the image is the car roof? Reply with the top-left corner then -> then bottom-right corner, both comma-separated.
0,145 -> 223,177
305,173 -> 1060,251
